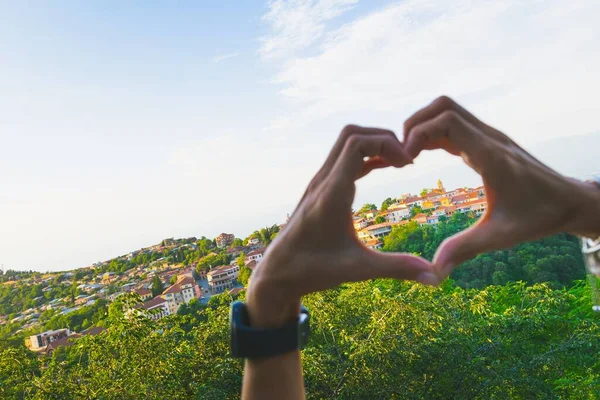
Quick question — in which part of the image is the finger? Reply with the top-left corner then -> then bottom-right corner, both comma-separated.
404,110 -> 492,173
330,132 -> 413,187
404,96 -> 508,145
433,219 -> 499,279
355,247 -> 440,286
358,156 -> 391,179
317,125 -> 408,185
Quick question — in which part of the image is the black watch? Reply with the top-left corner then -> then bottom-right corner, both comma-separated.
229,301 -> 310,358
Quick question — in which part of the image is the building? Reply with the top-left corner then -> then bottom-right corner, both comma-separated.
162,276 -> 198,314
413,213 -> 428,225
142,296 -> 170,320
247,247 -> 266,263
44,327 -> 105,356
353,217 -> 369,230
135,287 -> 153,301
247,237 -> 261,246
215,233 -> 235,248
364,238 -> 383,250
386,207 -> 410,222
363,222 -> 394,239
28,328 -> 72,351
207,265 -> 239,294
102,272 -> 117,284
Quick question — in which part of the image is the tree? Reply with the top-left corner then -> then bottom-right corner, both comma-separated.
410,205 -> 424,217
381,197 -> 394,211
258,225 -> 280,246
151,275 -> 164,297
359,203 -> 377,214
232,238 -> 243,247
238,266 -> 252,287
170,276 -> 177,285
374,216 -> 386,224
236,252 -> 246,268
420,188 -> 430,197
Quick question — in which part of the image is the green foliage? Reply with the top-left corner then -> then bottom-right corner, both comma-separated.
383,213 -> 586,288
381,197 -> 394,211
151,275 -> 164,297
374,215 -> 386,224
410,205 -> 424,217
236,252 -> 246,268
254,225 -> 280,246
238,266 -> 252,287
420,188 -> 430,196
359,203 -> 377,213
232,238 -> 243,247
1,281 -> 599,398
170,275 -> 178,285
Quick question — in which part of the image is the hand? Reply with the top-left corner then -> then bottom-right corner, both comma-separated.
403,96 -> 600,279
247,125 -> 440,327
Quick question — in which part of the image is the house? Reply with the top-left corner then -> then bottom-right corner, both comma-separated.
228,287 -> 245,297
134,287 -> 153,301
364,238 -> 383,250
74,295 -> 94,306
413,213 -> 428,225
364,210 -> 377,219
162,275 -> 198,314
207,265 -> 238,294
432,208 -> 447,217
451,194 -> 468,204
427,215 -> 440,225
469,199 -> 487,216
28,328 -> 72,351
247,247 -> 266,263
142,296 -> 170,320
121,282 -> 137,292
44,327 -> 105,356
386,207 -> 410,222
246,260 -> 258,271
215,233 -> 235,248
353,218 -> 369,230
102,272 -> 117,284
363,222 -> 394,239
226,246 -> 247,258
247,237 -> 261,246
404,196 -> 424,208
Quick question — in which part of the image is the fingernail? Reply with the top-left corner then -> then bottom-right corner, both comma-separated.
416,272 -> 440,286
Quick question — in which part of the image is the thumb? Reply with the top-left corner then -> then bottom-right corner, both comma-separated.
359,247 -> 440,286
433,220 -> 497,279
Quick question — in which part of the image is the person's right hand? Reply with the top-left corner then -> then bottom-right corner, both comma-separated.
403,96 -> 600,279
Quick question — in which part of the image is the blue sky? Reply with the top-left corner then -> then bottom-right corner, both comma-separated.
2,0 -> 600,272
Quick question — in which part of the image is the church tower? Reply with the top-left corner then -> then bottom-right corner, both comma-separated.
437,178 -> 444,191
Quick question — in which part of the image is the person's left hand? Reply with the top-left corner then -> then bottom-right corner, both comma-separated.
246,125 -> 440,327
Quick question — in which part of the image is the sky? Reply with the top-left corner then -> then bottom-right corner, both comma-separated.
1,0 -> 600,272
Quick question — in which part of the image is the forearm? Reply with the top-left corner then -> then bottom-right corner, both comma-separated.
241,273 -> 305,400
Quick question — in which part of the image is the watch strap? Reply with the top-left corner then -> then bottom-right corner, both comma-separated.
230,301 -> 309,358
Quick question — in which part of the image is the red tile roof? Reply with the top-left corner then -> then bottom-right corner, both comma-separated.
143,296 -> 168,309
135,288 -> 151,296
246,260 -> 258,271
247,247 -> 266,256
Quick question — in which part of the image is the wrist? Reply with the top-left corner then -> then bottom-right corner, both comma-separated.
246,271 -> 301,329
568,179 -> 600,238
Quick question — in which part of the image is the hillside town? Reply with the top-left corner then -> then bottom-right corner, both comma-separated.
1,180 -> 486,355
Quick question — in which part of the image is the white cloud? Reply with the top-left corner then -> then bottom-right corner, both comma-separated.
260,0 -> 358,59
212,52 -> 239,62
264,0 -> 600,144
